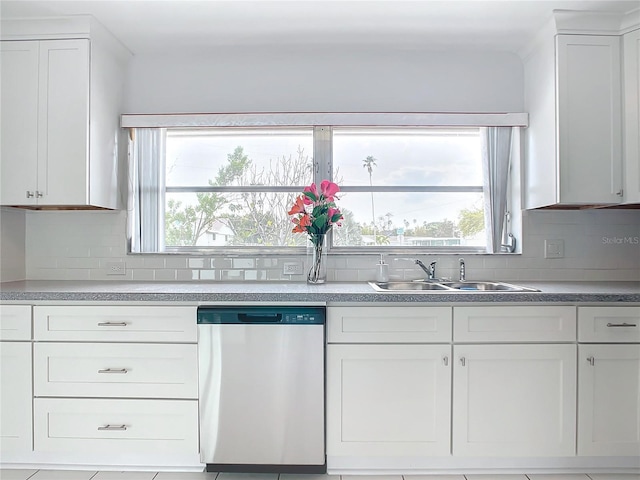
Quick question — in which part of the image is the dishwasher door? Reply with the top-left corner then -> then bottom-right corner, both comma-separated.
198,306 -> 325,471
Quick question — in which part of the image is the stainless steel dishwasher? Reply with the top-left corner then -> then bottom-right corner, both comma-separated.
197,305 -> 326,473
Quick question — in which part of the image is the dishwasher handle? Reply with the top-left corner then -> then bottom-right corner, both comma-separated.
238,313 -> 282,323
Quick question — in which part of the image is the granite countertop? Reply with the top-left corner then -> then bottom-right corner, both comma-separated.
0,280 -> 639,303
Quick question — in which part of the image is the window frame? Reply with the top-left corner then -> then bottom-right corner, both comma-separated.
123,112 -> 527,255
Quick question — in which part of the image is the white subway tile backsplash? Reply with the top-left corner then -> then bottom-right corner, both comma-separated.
188,258 -> 205,269
143,256 -> 166,269
154,269 -> 177,281
200,270 -> 216,280
165,257 -> 188,269
232,258 -> 255,269
13,208 -> 640,283
63,269 -> 91,281
132,269 -> 155,281
176,269 -> 195,281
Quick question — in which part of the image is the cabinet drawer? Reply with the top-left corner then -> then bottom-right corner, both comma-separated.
453,306 -> 576,342
34,343 -> 198,399
34,398 -> 198,455
327,306 -> 452,343
578,306 -> 640,343
0,305 -> 31,340
34,305 -> 197,342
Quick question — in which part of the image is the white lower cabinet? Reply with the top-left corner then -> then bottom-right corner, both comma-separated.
0,305 -> 33,458
452,344 -> 577,457
327,343 -> 452,457
577,344 -> 640,456
577,305 -> 640,456
30,304 -> 199,467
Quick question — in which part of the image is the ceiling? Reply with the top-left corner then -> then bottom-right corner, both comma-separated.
0,0 -> 638,55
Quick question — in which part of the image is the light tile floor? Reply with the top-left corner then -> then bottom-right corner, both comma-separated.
0,472 -> 638,480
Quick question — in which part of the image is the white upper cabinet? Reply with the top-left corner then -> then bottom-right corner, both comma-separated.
0,19 -> 130,209
524,34 -> 623,208
0,41 -> 39,205
622,28 -> 640,204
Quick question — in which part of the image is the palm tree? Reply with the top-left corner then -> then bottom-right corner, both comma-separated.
363,155 -> 378,244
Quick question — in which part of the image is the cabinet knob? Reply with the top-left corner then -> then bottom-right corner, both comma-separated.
35,191 -> 43,198
616,189 -> 623,197
443,356 -> 449,366
26,191 -> 34,198
587,356 -> 595,366
460,357 -> 466,366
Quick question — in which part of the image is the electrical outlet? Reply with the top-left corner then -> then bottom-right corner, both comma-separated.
106,261 -> 126,275
544,239 -> 564,259
283,262 -> 304,275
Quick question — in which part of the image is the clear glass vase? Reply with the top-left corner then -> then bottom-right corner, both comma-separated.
306,234 -> 327,284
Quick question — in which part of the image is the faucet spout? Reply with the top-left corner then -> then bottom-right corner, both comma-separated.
415,259 -> 437,280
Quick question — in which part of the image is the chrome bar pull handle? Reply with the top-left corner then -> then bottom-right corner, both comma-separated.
606,322 -> 637,328
587,356 -> 595,366
97,322 -> 128,327
460,357 -> 466,367
98,368 -> 128,374
443,356 -> 449,366
98,424 -> 127,431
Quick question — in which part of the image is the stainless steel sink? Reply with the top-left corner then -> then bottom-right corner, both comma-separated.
369,280 -> 539,292
438,281 -> 540,292
369,281 -> 454,292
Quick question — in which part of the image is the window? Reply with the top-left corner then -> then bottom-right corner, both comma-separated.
332,127 -> 484,248
125,113 -> 525,254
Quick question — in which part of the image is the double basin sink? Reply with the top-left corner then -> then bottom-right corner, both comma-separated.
369,280 -> 540,293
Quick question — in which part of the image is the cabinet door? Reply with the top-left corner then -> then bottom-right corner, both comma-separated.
452,344 -> 576,457
38,39 -> 90,205
557,35 -> 623,204
0,41 -> 39,205
327,344 -> 451,457
0,342 -> 33,454
578,344 -> 640,456
623,28 -> 640,204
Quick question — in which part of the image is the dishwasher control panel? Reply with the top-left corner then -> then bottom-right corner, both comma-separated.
197,306 -> 325,325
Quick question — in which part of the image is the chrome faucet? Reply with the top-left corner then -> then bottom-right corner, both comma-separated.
459,258 -> 466,281
415,259 -> 437,280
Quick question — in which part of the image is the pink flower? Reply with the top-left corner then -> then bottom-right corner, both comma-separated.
302,183 -> 318,205
328,207 -> 342,224
320,180 -> 340,200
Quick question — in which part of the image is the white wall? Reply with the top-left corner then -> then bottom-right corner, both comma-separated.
0,208 -> 26,282
124,46 -> 524,113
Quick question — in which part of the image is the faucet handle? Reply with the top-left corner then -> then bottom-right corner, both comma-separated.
428,261 -> 436,280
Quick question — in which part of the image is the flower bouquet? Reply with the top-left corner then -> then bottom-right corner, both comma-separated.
288,180 -> 343,284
